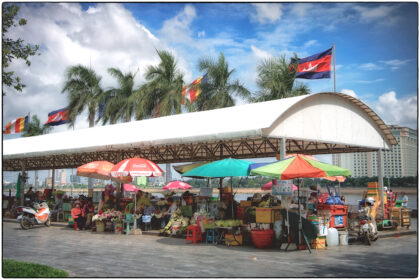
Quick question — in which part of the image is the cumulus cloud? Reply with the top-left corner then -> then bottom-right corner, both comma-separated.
374,91 -> 417,128
340,89 -> 359,99
251,3 -> 283,24
381,59 -> 412,70
159,5 -> 196,44
353,5 -> 399,25
3,3 -> 162,132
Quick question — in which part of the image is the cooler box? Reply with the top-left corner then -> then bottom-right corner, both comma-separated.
317,204 -> 348,228
256,208 -> 273,223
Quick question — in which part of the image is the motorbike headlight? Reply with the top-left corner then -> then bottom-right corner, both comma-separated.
360,220 -> 366,225
17,208 -> 23,213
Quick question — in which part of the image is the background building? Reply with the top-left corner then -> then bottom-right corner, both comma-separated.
333,125 -> 417,178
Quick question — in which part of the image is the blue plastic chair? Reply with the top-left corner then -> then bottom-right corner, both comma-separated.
124,214 -> 134,235
206,228 -> 216,244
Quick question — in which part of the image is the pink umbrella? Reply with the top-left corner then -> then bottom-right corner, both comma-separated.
163,181 -> 192,190
261,180 -> 298,191
123,184 -> 141,192
110,157 -> 164,177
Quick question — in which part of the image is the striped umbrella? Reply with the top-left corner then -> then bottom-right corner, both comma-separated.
110,157 -> 164,177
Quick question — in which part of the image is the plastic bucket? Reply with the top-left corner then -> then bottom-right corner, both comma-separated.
339,231 -> 348,246
250,229 -> 274,249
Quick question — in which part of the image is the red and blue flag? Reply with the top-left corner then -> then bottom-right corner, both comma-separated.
45,107 -> 68,126
295,48 -> 332,79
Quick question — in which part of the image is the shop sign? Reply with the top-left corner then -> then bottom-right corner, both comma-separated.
272,180 -> 293,196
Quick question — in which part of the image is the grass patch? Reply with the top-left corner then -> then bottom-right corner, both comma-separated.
3,259 -> 68,278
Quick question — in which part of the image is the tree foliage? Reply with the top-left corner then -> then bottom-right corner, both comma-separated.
2,4 -> 39,95
61,65 -> 103,127
135,49 -> 184,119
251,55 -> 310,102
99,68 -> 138,124
22,114 -> 51,137
194,52 -> 250,111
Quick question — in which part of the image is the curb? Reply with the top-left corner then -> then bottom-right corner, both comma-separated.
348,230 -> 416,243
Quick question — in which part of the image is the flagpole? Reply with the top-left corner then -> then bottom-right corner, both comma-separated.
333,43 -> 336,93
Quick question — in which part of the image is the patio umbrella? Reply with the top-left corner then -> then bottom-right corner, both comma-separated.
182,158 -> 253,178
173,162 -> 209,176
110,157 -> 164,177
250,155 -> 351,252
163,181 -> 192,190
123,184 -> 141,192
76,161 -> 132,183
261,180 -> 298,191
323,176 -> 346,183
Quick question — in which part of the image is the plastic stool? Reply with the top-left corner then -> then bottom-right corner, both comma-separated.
56,209 -> 65,222
186,225 -> 202,244
206,228 -> 216,244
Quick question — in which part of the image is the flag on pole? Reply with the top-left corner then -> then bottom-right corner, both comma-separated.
295,48 -> 332,79
45,107 -> 68,126
3,115 -> 28,134
181,73 -> 208,104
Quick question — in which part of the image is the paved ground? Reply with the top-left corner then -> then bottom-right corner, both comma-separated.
2,222 -> 418,278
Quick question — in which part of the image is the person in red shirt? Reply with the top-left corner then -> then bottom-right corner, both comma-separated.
71,201 -> 86,230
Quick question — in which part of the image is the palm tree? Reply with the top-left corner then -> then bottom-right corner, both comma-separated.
252,55 -> 310,102
194,52 -> 250,111
135,49 -> 184,119
61,65 -> 103,128
100,68 -> 138,124
22,114 -> 51,188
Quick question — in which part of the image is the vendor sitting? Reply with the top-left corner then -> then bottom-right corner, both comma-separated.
71,201 -> 86,230
164,198 -> 177,225
98,192 -> 116,212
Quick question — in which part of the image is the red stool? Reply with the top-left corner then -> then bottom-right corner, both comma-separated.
186,225 -> 202,244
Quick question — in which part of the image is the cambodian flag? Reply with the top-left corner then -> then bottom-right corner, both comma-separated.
295,48 -> 332,79
45,107 -> 68,126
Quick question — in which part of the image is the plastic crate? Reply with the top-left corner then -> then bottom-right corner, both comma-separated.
255,208 -> 273,223
240,200 -> 252,207
330,214 -> 347,228
225,234 -> 242,246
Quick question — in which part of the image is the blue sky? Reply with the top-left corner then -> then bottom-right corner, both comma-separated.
2,2 -> 418,185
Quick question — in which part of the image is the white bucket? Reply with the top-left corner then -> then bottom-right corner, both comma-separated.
339,231 -> 348,246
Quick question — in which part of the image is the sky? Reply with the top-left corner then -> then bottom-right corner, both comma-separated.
2,2 -> 418,185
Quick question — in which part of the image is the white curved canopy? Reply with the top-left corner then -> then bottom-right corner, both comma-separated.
3,92 -> 396,171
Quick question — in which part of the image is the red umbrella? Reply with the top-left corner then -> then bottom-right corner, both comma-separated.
261,180 -> 298,191
76,161 -> 132,183
110,157 -> 164,177
163,181 -> 192,190
123,184 -> 141,192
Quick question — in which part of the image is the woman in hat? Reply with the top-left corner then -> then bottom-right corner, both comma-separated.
71,201 -> 86,230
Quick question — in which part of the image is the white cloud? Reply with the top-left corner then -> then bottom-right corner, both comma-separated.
340,89 -> 359,99
159,5 -> 196,44
356,78 -> 385,84
303,40 -> 317,48
197,31 -> 205,38
381,59 -> 412,70
251,3 -> 283,24
374,91 -> 417,128
250,45 -> 272,61
359,63 -> 382,70
3,3 -> 162,131
353,5 -> 398,25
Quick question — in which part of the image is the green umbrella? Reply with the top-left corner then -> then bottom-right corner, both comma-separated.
182,158 -> 253,178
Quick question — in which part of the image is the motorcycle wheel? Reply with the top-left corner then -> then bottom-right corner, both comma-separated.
20,215 -> 32,230
45,218 -> 51,227
364,232 -> 371,245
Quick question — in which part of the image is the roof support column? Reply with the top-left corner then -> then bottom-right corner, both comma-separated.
20,162 -> 26,206
165,164 -> 171,184
279,138 -> 286,159
377,149 -> 385,219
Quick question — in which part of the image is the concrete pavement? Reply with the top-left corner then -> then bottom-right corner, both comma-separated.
2,221 -> 418,277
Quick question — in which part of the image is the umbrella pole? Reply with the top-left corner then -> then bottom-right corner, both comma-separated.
298,179 -> 301,249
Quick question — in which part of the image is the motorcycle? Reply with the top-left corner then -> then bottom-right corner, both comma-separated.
358,204 -> 378,245
16,201 -> 51,230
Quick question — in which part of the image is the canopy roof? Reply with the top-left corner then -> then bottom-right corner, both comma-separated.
3,92 -> 397,171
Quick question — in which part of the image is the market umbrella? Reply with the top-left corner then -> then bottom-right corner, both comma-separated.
173,162 -> 209,176
110,157 -> 164,177
182,158 -> 253,178
323,176 -> 346,183
250,155 -> 351,252
163,181 -> 192,190
77,161 -> 132,183
123,184 -> 141,192
261,180 -> 298,191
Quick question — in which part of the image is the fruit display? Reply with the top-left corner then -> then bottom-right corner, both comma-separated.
214,219 -> 243,227
160,209 -> 190,236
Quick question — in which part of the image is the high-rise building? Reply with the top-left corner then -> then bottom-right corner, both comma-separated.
70,175 -> 81,184
60,170 -> 66,185
332,125 -> 417,177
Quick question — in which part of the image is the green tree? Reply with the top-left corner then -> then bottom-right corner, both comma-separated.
194,52 -> 250,111
61,65 -> 103,127
100,68 -> 138,124
22,115 -> 51,137
252,55 -> 310,102
2,4 -> 39,95
135,49 -> 184,119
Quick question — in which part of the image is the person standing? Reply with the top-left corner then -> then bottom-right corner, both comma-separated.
401,192 -> 409,208
71,201 -> 86,230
